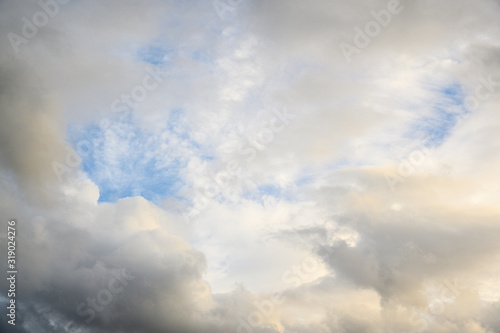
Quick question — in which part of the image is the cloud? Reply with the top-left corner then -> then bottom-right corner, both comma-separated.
1,0 -> 500,332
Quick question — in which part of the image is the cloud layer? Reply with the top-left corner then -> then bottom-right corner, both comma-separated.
1,0 -> 500,332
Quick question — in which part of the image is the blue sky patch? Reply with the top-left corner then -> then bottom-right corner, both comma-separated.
137,44 -> 173,65
407,83 -> 466,147
68,118 -> 188,204
258,184 -> 282,198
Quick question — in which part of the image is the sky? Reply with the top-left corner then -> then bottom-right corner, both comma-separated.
1,0 -> 500,332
